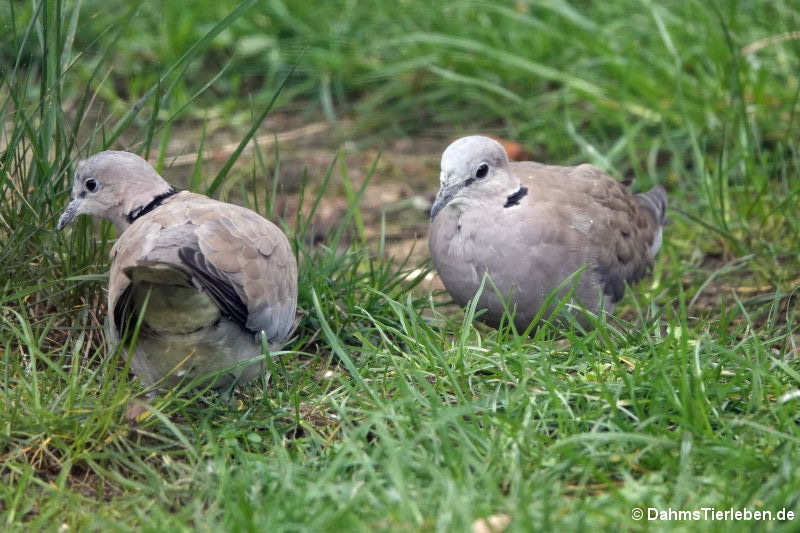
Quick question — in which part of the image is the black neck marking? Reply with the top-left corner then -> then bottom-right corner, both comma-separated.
127,187 -> 179,223
503,186 -> 528,208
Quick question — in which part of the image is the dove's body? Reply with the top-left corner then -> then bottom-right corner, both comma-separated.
58,151 -> 297,390
109,191 -> 297,388
429,137 -> 666,330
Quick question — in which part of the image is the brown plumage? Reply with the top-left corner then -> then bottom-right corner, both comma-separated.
58,151 -> 297,391
429,136 -> 666,330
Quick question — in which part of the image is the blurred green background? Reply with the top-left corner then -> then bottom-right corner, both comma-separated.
6,0 -> 799,162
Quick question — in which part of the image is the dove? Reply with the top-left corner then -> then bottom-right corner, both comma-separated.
428,136 -> 667,331
57,151 -> 297,399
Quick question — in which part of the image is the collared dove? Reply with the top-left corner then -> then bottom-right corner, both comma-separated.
429,136 -> 667,330
57,150 -> 297,394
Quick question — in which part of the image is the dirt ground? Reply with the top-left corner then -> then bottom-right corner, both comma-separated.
124,108 -> 448,291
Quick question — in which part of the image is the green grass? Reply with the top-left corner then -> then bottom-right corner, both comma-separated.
2,0 -> 800,531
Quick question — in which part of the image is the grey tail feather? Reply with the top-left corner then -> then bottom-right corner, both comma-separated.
636,185 -> 669,226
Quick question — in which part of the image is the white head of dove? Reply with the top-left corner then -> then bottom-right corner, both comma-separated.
431,135 -> 527,220
428,135 -> 668,331
431,136 -> 526,220
56,150 -> 298,416
57,151 -> 176,232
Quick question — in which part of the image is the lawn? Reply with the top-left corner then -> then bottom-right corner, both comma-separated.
1,0 -> 799,531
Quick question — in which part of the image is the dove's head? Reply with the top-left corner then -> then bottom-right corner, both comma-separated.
430,136 -> 520,219
57,151 -> 173,231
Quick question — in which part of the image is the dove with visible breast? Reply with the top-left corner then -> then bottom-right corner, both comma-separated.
428,136 -> 667,330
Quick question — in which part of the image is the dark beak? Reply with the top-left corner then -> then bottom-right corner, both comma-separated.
57,199 -> 81,230
430,183 -> 461,220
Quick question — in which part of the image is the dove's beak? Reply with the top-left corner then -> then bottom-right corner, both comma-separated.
430,183 -> 462,220
57,199 -> 81,230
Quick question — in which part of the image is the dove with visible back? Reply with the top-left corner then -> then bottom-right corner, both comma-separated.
57,151 -> 297,397
428,136 -> 667,330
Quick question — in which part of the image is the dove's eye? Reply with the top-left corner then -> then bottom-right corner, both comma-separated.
85,178 -> 98,192
475,163 -> 489,179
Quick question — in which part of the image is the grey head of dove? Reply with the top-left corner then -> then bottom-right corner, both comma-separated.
430,136 -> 522,220
57,151 -> 176,232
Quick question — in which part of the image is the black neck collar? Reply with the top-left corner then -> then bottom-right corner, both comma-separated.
504,186 -> 528,208
127,187 -> 179,224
